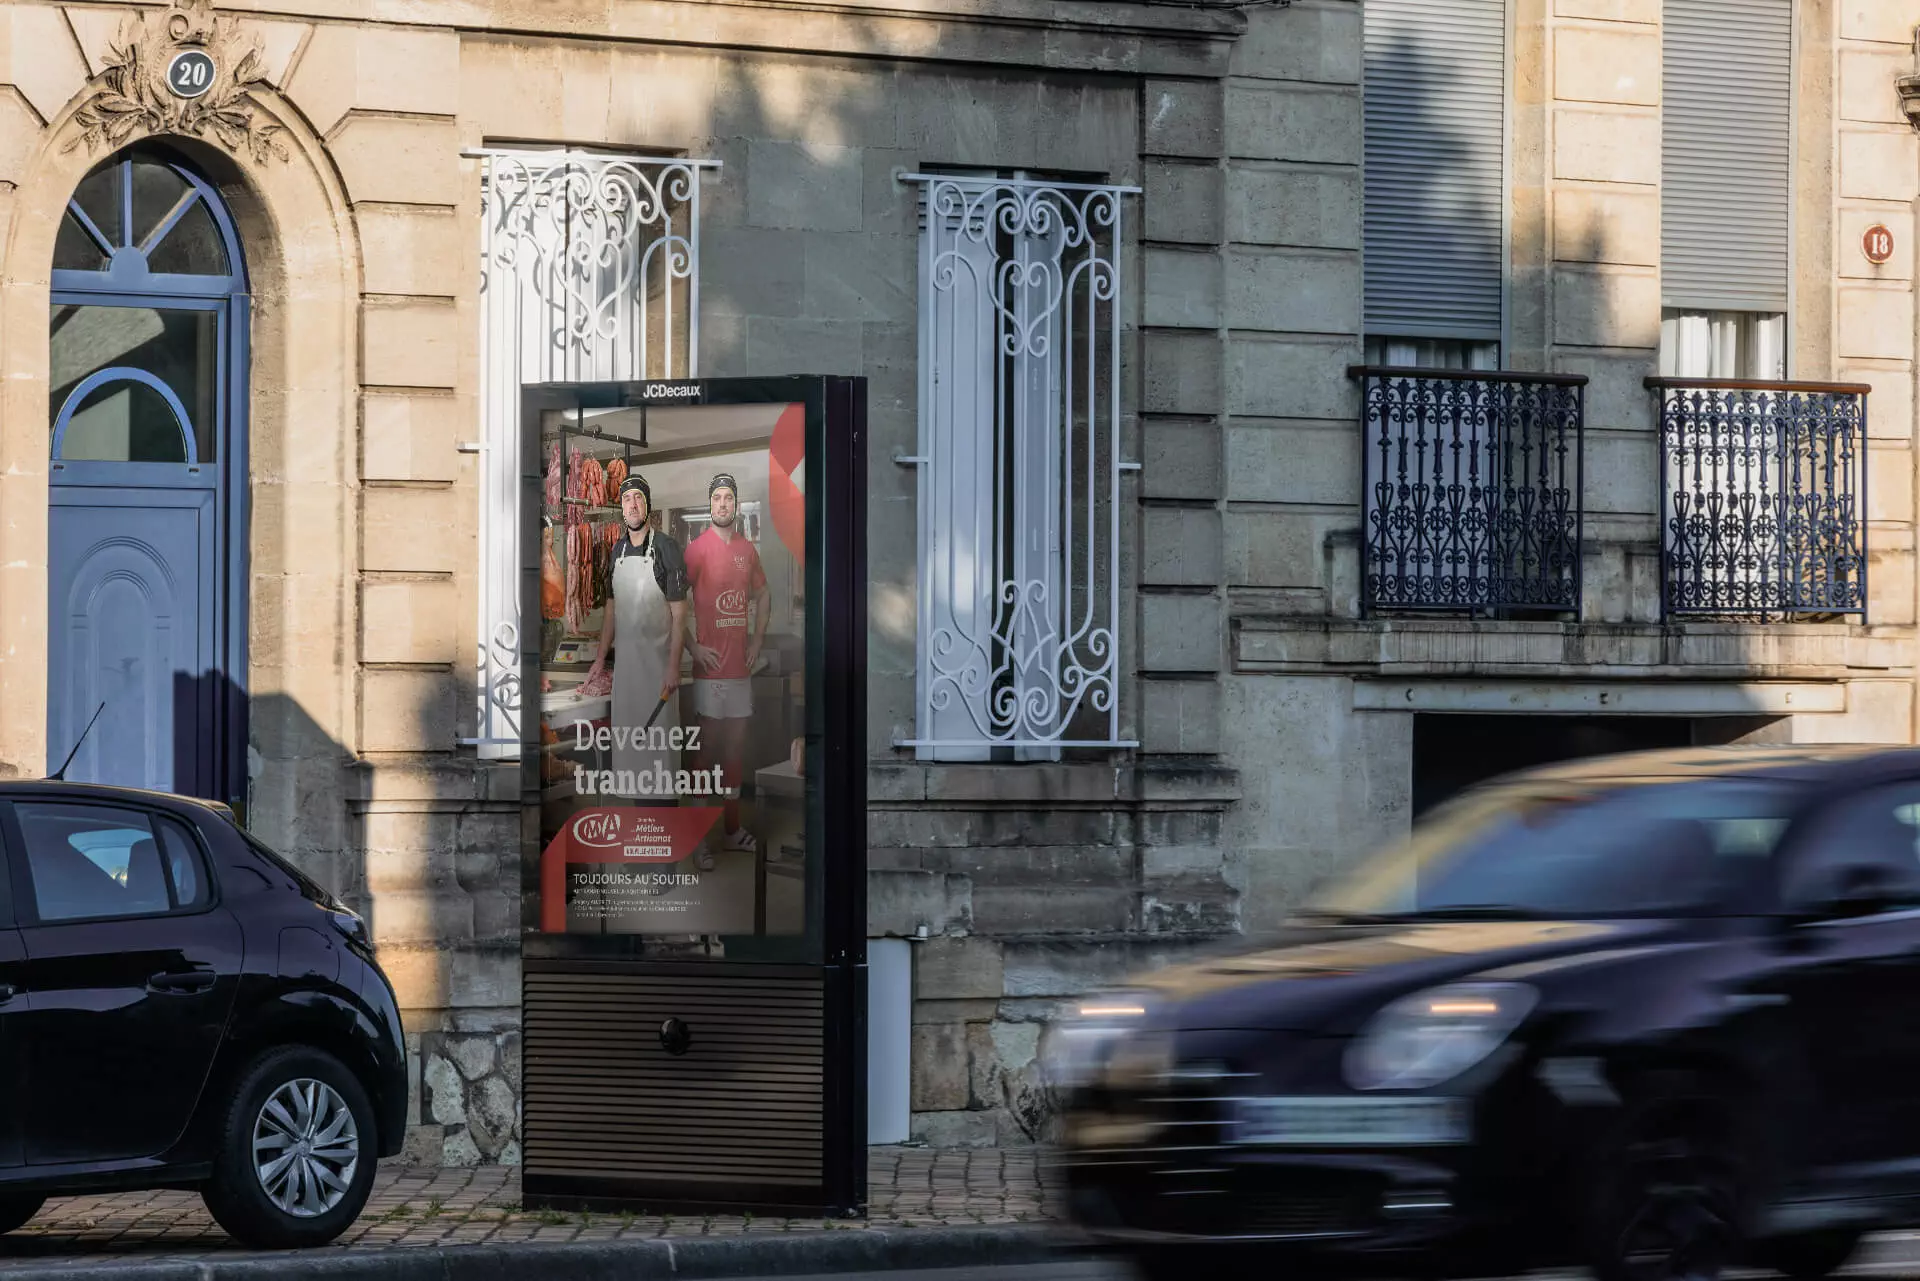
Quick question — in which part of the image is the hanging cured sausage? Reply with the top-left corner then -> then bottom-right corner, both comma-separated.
606,457 -> 627,495
565,524 -> 587,634
541,525 -> 565,620
596,522 -> 619,607
566,446 -> 586,525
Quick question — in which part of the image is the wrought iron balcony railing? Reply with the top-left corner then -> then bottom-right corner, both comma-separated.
1349,366 -> 1586,616
1649,378 -> 1868,620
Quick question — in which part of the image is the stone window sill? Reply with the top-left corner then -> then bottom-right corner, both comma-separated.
869,759 -> 1239,806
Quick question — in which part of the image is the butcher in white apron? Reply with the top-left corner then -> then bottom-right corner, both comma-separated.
583,472 -> 689,794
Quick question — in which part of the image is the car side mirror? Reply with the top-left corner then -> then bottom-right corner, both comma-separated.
1801,862 -> 1910,921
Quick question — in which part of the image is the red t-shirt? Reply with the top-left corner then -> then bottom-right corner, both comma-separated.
684,528 -> 768,680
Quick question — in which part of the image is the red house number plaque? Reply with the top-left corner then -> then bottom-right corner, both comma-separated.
1864,223 -> 1895,265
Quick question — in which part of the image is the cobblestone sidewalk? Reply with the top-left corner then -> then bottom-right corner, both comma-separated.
0,1147 -> 1055,1267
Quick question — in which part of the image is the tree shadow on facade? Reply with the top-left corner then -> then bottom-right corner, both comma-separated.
1361,33 -> 1505,360
681,28 -> 1164,1145
169,670 -> 367,911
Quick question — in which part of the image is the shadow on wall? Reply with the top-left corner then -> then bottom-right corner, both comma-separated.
1265,27 -> 1855,911
228,674 -> 526,1165
1354,32 -> 1669,621
676,25 -> 1122,755
666,26 -> 1151,1145
1331,30 -> 1895,870
159,675 -> 370,912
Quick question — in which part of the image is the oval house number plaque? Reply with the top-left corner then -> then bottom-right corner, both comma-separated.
1864,223 -> 1895,266
167,49 -> 216,100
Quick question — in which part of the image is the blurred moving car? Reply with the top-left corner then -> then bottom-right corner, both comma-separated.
1054,746 -> 1920,1281
0,782 -> 406,1249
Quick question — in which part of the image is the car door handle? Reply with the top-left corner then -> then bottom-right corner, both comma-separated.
147,969 -> 216,994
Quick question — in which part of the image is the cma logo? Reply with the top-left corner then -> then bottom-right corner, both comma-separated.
571,812 -> 623,848
641,382 -> 700,401
716,588 -> 748,614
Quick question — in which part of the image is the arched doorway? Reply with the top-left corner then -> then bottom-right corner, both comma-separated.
47,144 -> 249,803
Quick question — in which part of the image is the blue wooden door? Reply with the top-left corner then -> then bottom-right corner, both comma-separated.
48,481 -> 216,794
47,149 -> 248,801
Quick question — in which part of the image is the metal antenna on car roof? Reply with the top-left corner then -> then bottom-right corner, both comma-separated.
50,702 -> 106,782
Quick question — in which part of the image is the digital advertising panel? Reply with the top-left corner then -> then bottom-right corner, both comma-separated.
516,378 -> 866,1217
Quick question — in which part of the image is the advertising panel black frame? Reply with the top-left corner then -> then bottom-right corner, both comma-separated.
517,376 -> 867,1215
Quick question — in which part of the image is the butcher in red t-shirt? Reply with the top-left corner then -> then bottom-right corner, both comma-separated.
683,473 -> 771,852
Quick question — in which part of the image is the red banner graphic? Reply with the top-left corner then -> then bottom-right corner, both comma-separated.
540,805 -> 724,932
768,402 -> 805,562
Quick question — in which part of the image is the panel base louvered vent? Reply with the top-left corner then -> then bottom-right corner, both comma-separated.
522,965 -> 830,1210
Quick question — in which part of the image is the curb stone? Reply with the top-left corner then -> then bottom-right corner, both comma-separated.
0,1223 -> 1063,1280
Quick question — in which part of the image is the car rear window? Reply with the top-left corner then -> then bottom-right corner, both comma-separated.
231,823 -> 338,909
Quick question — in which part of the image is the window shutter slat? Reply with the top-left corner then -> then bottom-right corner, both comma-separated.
1662,0 -> 1792,312
1363,0 -> 1506,342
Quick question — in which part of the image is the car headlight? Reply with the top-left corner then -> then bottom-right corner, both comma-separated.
1345,982 -> 1536,1091
1044,991 -> 1155,1093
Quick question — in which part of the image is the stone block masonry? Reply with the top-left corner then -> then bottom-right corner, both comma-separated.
7,0 -> 1908,1172
875,763 -> 1239,1144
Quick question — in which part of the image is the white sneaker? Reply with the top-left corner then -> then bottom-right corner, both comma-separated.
724,828 -> 758,853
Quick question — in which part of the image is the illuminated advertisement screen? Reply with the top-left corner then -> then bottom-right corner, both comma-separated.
524,386 -> 819,957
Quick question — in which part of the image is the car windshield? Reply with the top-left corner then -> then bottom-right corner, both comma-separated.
1306,778 -> 1804,921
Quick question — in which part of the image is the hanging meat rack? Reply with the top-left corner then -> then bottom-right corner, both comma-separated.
545,404 -> 649,639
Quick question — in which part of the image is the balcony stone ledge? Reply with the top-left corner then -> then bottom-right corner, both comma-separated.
1232,615 -> 1910,681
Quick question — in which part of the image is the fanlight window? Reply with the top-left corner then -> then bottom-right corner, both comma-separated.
53,153 -> 234,280
48,149 -> 239,467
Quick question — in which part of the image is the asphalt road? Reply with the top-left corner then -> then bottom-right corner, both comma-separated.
759,1235 -> 1920,1281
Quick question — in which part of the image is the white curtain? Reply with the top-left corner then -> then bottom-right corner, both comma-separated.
1366,336 -> 1500,370
1658,310 -> 1788,608
1659,311 -> 1786,381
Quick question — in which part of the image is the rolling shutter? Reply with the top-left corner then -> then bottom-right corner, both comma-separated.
1662,0 -> 1791,312
1363,0 -> 1507,342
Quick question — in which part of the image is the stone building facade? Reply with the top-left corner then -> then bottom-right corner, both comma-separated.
891,0 -> 1920,1143
0,0 -> 1914,1161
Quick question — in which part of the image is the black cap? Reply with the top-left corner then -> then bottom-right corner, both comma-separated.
708,473 -> 738,499
618,473 -> 651,504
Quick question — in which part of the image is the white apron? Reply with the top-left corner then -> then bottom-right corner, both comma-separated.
610,538 -> 680,793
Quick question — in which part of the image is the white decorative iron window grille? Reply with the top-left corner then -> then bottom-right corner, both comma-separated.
901,172 -> 1138,758
471,148 -> 714,752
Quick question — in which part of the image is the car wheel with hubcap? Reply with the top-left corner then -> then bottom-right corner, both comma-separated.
202,1046 -> 378,1249
0,1195 -> 44,1235
1585,1080 -> 1743,1281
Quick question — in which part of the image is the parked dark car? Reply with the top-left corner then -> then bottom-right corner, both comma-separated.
1055,745 -> 1920,1281
0,781 -> 406,1249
